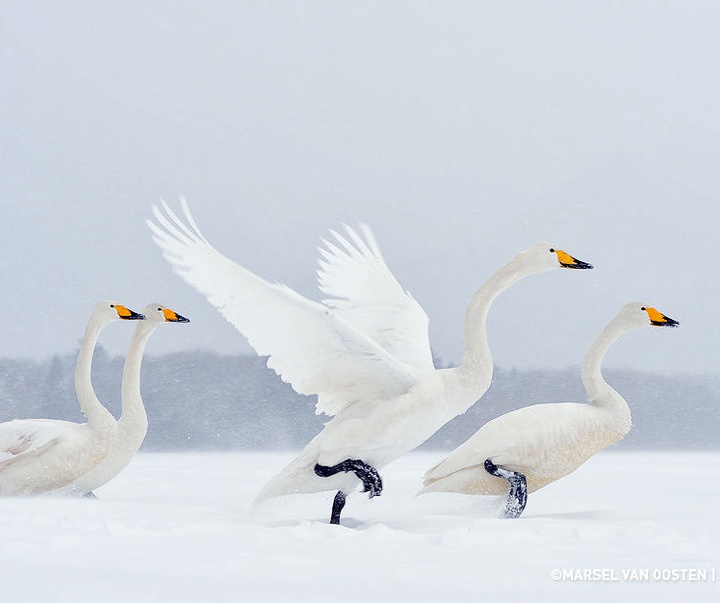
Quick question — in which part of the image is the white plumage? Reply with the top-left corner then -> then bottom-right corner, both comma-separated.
147,200 -> 592,516
60,304 -> 189,496
0,301 -> 145,496
421,302 -> 679,510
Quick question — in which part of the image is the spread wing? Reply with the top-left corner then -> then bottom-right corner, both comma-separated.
317,225 -> 434,373
147,200 -> 418,416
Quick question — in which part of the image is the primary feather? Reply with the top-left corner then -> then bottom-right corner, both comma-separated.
148,200 -> 420,416
318,225 -> 433,373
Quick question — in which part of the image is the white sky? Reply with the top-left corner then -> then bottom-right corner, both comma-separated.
0,2 -> 716,375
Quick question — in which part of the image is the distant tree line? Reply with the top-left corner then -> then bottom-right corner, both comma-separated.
0,348 -> 717,451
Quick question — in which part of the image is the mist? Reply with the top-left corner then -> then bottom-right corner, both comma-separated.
1,348 -> 716,450
1,3 -> 717,380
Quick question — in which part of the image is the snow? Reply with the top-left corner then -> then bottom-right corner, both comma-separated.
1,451 -> 718,602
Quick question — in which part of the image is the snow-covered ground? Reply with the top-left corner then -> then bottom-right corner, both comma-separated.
1,451 -> 718,602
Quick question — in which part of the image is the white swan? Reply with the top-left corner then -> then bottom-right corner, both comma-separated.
0,301 -> 146,496
147,200 -> 593,524
60,303 -> 190,497
420,302 -> 679,518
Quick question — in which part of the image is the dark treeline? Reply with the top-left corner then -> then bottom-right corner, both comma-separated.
0,348 -> 717,451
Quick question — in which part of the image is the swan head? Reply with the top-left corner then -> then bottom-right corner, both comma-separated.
142,303 -> 190,324
619,302 -> 680,329
520,243 -> 594,272
95,301 -> 146,322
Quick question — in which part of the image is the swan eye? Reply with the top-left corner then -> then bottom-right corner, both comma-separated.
549,248 -> 555,253
110,304 -> 115,308
157,307 -> 162,311
641,307 -> 646,311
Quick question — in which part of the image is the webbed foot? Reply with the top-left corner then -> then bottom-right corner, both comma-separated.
484,458 -> 528,518
314,459 -> 383,499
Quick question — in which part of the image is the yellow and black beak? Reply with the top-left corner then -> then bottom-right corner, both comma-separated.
114,305 -> 146,321
555,249 -> 593,270
644,307 -> 679,328
162,308 -> 190,323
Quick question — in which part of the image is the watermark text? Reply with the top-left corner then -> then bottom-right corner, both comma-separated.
550,567 -> 716,583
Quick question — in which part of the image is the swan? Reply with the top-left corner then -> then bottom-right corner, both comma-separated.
0,301 -> 146,496
420,302 -> 679,518
147,199 -> 593,524
60,303 -> 190,497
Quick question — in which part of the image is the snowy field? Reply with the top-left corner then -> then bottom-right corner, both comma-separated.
1,451 -> 718,603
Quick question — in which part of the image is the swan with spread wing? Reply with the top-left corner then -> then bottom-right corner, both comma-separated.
148,200 -> 592,524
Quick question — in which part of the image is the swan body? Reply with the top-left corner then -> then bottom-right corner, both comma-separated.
421,303 -> 679,510
147,200 -> 592,519
0,301 -> 145,496
61,304 -> 189,496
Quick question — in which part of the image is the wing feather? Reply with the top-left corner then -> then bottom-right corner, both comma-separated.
317,224 -> 434,372
148,200 -> 417,416
0,419 -> 70,462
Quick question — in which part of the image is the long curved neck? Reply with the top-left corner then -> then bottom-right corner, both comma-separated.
458,254 -> 539,379
581,317 -> 632,423
75,316 -> 113,424
119,322 -> 158,426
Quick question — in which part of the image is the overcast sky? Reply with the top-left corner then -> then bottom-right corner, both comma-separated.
0,2 -> 716,376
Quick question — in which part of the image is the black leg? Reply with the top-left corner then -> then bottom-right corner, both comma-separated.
330,491 -> 347,525
314,459 -> 383,525
484,459 -> 528,518
82,491 -> 98,500
314,459 -> 383,498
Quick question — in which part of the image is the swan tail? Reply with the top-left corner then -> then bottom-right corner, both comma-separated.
419,464 -> 508,496
253,451 -> 360,504
252,457 -> 320,504
417,476 -> 448,495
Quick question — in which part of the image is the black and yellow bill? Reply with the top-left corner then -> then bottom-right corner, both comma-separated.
554,249 -> 593,270
161,308 -> 190,323
643,307 -> 679,328
113,305 -> 146,321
